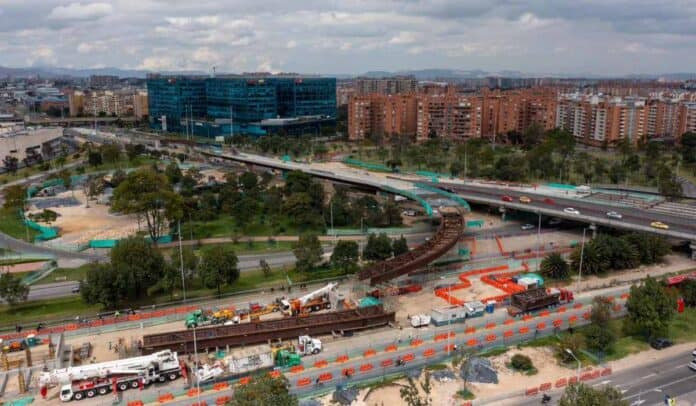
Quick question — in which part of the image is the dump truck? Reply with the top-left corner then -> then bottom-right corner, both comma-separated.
39,350 -> 182,402
508,287 -> 573,316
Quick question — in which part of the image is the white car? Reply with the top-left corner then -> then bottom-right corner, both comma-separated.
520,224 -> 535,231
689,360 -> 696,372
692,348 -> 696,357
563,208 -> 580,215
606,211 -> 623,219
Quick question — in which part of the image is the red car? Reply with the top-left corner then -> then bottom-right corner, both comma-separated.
543,197 -> 555,205
501,195 -> 513,202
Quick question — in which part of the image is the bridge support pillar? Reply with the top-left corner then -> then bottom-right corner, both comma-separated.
690,241 -> 696,260
589,223 -> 597,238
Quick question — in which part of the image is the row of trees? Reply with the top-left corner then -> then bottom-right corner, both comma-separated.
540,233 -> 670,280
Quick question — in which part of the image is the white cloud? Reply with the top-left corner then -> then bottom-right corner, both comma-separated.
27,46 -> 57,66
77,42 -> 107,54
388,31 -> 417,45
286,40 -> 297,49
48,2 -> 113,20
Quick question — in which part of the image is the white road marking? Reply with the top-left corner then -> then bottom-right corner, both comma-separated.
630,400 -> 645,406
592,380 -> 612,387
639,373 -> 657,379
620,389 -> 628,394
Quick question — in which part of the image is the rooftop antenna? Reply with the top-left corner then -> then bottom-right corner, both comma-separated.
211,66 -> 216,78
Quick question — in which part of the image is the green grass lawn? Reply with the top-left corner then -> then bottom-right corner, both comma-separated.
0,296 -> 102,326
180,215 -> 321,239
161,240 -> 297,257
0,208 -> 39,241
33,264 -> 91,285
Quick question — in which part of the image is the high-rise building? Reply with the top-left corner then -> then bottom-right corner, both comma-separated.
416,93 -> 482,141
133,91 -> 149,119
355,76 -> 417,95
147,75 -> 336,136
69,91 -> 85,116
89,75 -> 120,88
347,94 -> 417,141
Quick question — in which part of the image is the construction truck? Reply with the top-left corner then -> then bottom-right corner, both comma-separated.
185,307 -> 240,328
508,287 -> 574,316
280,283 -> 337,316
39,350 -> 182,402
298,335 -> 323,355
248,303 -> 280,321
0,334 -> 42,353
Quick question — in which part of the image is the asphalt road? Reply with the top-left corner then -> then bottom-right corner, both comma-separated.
435,182 -> 696,240
512,348 -> 696,406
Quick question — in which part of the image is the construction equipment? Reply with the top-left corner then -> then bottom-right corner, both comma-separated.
280,283 -> 337,316
212,308 -> 239,324
508,288 -> 574,316
39,350 -> 182,402
249,303 -> 279,321
409,314 -> 431,328
297,336 -> 322,355
0,334 -> 42,353
185,309 -> 214,329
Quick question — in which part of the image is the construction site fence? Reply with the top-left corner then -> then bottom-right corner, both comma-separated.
0,274 -> 349,338
21,216 -> 58,242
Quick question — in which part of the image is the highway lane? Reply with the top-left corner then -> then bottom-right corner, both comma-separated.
434,182 -> 696,240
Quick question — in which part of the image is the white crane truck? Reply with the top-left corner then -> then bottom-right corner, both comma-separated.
39,350 -> 183,402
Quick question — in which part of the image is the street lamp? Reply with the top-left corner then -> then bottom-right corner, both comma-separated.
576,227 -> 587,292
564,348 -> 581,379
535,212 -> 542,272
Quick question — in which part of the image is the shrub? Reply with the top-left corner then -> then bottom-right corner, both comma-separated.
511,354 -> 533,371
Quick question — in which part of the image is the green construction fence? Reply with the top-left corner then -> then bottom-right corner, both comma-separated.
382,185 -> 433,217
342,158 -> 394,173
19,211 -> 58,242
414,183 -> 471,211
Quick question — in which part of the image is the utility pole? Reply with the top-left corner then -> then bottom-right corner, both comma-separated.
576,228 -> 587,292
178,220 -> 187,302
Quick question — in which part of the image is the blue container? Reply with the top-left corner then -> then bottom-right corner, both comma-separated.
485,303 -> 495,313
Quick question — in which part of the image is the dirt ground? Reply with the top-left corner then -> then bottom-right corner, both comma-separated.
36,190 -> 140,244
3,261 -> 48,273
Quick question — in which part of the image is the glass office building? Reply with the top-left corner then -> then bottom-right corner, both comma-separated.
147,75 -> 336,137
147,77 -> 206,132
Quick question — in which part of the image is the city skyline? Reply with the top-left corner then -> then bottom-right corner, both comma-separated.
1,1 -> 695,76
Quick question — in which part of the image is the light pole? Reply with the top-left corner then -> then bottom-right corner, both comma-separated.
192,325 -> 201,405
576,228 -> 587,292
178,220 -> 187,302
564,348 -> 581,379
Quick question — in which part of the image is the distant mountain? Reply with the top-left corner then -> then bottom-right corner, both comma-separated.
354,69 -> 696,81
0,66 -> 205,79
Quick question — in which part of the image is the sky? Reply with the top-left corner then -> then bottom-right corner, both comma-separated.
0,0 -> 695,76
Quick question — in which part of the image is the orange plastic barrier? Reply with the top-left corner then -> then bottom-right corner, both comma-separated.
606,296 -> 615,302
467,339 -> 478,347
591,370 -> 601,379
158,393 -> 174,404
410,339 -> 424,347
269,370 -> 281,378
503,319 -> 515,325
568,315 -> 578,323
485,334 -> 497,342
128,402 -> 144,406
462,402 -> 472,406
580,372 -> 593,381
314,360 -> 328,368
465,327 -> 476,334
503,330 -> 514,338
539,310 -> 550,317
188,388 -> 202,397
385,344 -> 398,352
557,306 -> 566,313
443,343 -> 456,352
213,382 -> 230,391
573,303 -> 583,309
128,314 -> 141,321
65,324 -> 78,331
215,396 -> 231,405
485,322 -> 496,329
553,319 -> 563,327
525,387 -> 539,396
423,348 -> 436,357
620,293 -> 629,299
360,363 -> 374,373
402,353 -> 415,362
582,312 -> 591,320
434,332 -> 455,341
290,365 -> 304,374
297,378 -> 312,387
238,377 -> 251,385
539,382 -> 552,392
536,322 -> 546,330
555,378 -> 567,388
522,315 -> 533,321
89,320 -> 103,327
381,359 -> 393,367
364,349 -> 376,357
335,355 -> 349,363
613,304 -> 622,312
601,368 -> 612,376
519,326 -> 530,334
342,367 -> 355,377
318,373 -> 333,382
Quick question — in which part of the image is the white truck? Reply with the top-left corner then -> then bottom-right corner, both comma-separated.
410,314 -> 431,328
40,350 -> 182,402
280,282 -> 338,316
298,335 -> 323,355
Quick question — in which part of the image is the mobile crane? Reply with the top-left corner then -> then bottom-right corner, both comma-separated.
279,283 -> 338,316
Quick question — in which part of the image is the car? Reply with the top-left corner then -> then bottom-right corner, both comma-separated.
520,224 -> 535,231
402,209 -> 417,217
650,221 -> 669,230
71,286 -> 80,294
689,360 -> 696,372
563,207 -> 580,215
606,211 -> 623,219
501,195 -> 513,202
519,196 -> 532,204
548,218 -> 562,226
650,338 -> 673,350
693,348 -> 696,357
543,197 -> 555,205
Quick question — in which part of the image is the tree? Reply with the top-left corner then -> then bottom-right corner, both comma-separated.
81,237 -> 167,307
657,165 -> 682,200
283,193 -> 320,229
0,273 -> 29,305
199,245 -> 239,295
621,233 -> 670,265
557,333 -> 583,364
570,241 -> 610,276
110,169 -> 127,188
400,372 -> 432,406
232,374 -> 297,406
584,297 -> 615,352
293,233 -> 323,272
625,276 -> 675,339
100,143 -> 122,164
239,171 -> 258,192
382,200 -> 403,227
58,169 -> 72,189
2,185 -> 27,209
170,245 -> 198,282
2,155 -> 18,174
592,234 -> 639,271
540,253 -> 570,280
164,161 -> 183,184
510,354 -> 534,371
363,233 -> 393,261
559,383 -> 628,406
87,149 -> 103,167
259,259 -> 272,278
111,168 -> 183,242
680,279 -> 696,307
521,123 -> 544,150
392,235 -> 409,256
330,240 -> 359,274
125,143 -> 146,161
679,131 -> 696,164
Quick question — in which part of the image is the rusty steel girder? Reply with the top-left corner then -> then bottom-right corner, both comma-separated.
359,211 -> 465,286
